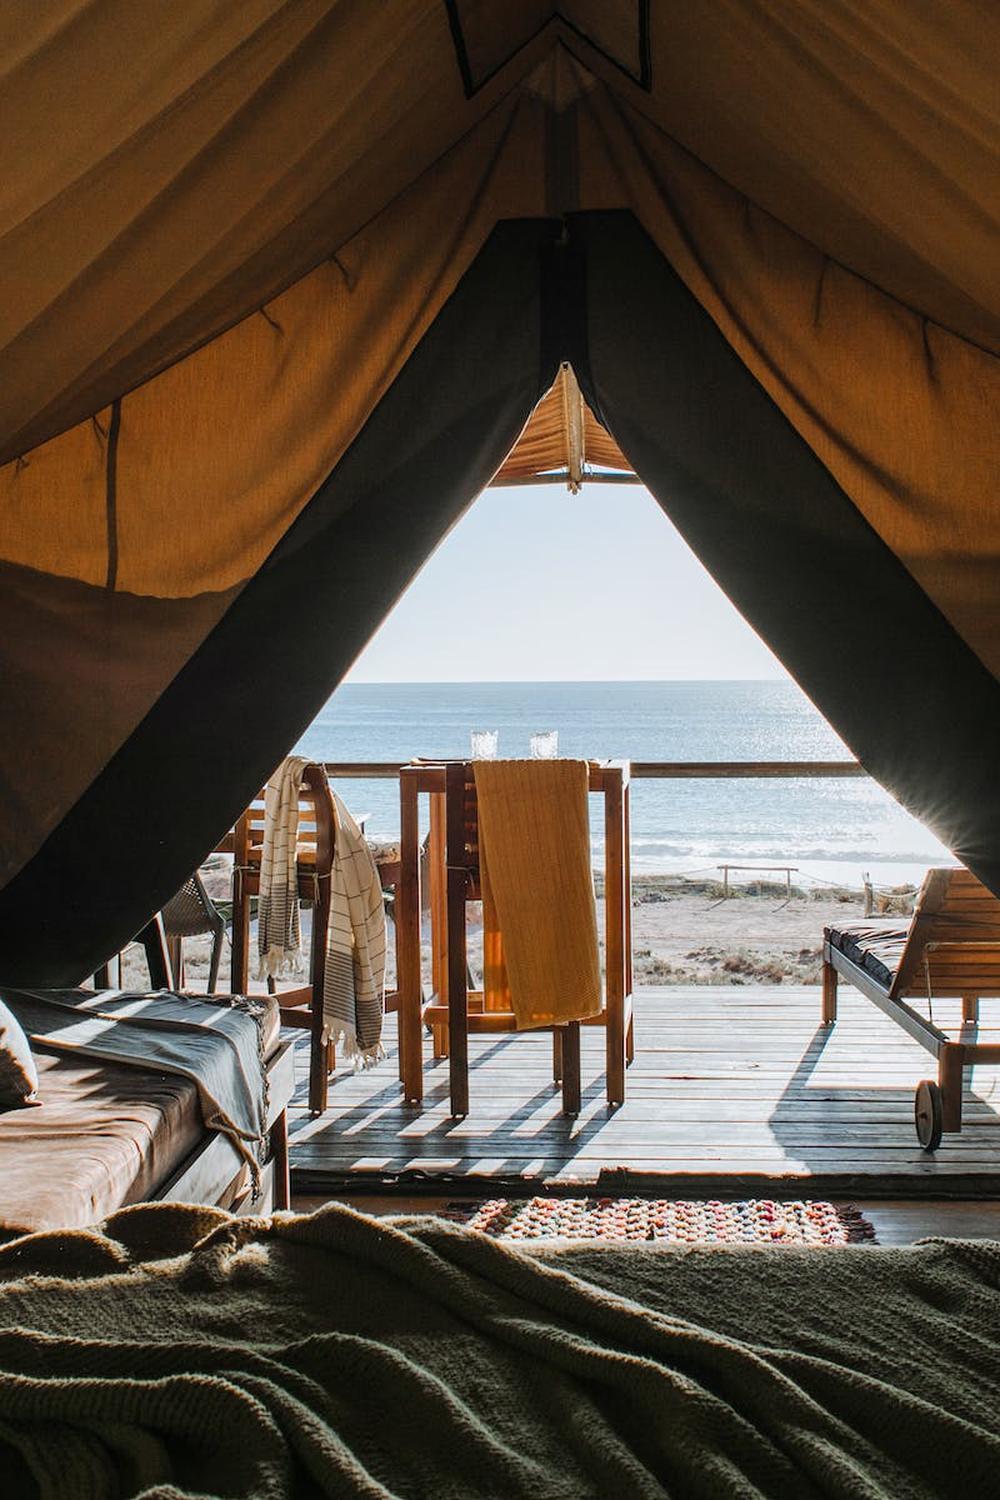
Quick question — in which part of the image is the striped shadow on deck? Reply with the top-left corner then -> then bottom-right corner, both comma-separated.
288,987 -> 1000,1197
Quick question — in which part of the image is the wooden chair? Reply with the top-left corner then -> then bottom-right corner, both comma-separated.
229,766 -> 403,1115
396,760 -> 634,1117
822,866 -> 1000,1149
230,763 -> 336,1116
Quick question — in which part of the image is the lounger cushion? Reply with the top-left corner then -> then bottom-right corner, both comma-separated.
824,921 -> 910,990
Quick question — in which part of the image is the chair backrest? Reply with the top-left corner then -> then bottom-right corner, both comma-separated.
895,867 -> 1000,998
230,761 -> 335,992
452,759 -> 602,1018
233,762 -> 334,881
161,872 -> 224,939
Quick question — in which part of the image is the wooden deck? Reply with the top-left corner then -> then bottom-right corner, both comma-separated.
288,986 -> 1000,1195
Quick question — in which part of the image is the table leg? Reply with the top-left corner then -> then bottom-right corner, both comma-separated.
446,763 -> 470,1118
604,771 -> 626,1107
397,773 -> 423,1105
429,793 -> 449,1057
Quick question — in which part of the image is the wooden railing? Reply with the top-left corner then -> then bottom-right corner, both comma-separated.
213,758 -> 871,860
319,760 -> 866,780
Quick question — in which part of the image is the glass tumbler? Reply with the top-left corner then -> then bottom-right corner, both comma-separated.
530,730 -> 559,759
470,729 -> 499,759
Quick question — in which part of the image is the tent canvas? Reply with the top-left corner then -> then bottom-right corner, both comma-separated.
0,2 -> 997,983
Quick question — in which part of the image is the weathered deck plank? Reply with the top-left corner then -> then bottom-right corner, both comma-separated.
289,987 -> 1000,1191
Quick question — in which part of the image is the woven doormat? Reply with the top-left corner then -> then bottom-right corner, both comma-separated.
443,1197 -> 876,1245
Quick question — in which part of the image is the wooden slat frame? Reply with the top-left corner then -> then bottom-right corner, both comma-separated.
891,869 -> 1000,1001
155,1035 -> 295,1210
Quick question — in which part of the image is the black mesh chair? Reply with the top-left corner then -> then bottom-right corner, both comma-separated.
161,871 -> 226,992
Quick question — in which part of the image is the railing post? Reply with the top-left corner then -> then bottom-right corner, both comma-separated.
446,762 -> 470,1118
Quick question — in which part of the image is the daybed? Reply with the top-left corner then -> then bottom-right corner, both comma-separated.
1,1201 -> 999,1498
0,988 -> 294,1242
823,866 -> 1000,1149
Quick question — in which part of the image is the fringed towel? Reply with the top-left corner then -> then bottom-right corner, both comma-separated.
256,754 -> 311,979
322,792 -> 387,1068
473,759 -> 602,1029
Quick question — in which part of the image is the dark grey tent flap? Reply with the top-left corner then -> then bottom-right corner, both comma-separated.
573,211 -> 1000,893
0,221 -> 560,984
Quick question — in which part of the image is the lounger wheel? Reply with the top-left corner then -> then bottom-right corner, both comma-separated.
914,1080 -> 943,1152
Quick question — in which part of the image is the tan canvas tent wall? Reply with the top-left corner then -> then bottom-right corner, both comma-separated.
0,2 -> 997,981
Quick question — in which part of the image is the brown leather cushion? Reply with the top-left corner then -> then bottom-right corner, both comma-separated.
0,1049 -> 203,1241
0,995 -> 281,1241
825,921 -> 910,990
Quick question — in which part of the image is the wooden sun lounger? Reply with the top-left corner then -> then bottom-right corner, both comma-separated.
822,867 -> 1000,1149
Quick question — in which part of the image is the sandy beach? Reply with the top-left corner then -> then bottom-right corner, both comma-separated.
123,865 -> 916,994
618,878 -> 878,986
470,876 -> 913,989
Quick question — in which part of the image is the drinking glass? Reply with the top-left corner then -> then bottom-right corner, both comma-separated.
530,730 -> 558,759
470,729 -> 498,759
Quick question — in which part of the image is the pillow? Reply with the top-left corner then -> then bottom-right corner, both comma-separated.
0,998 -> 39,1109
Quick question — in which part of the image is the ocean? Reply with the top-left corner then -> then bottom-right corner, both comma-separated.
295,680 -> 952,891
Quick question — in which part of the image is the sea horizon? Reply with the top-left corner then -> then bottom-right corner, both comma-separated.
343,676 -> 789,686
296,679 -> 952,890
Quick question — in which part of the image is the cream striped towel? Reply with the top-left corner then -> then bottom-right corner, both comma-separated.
256,755 -> 311,979
322,791 -> 387,1068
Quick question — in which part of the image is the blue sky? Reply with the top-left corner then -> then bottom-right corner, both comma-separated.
347,481 -> 788,683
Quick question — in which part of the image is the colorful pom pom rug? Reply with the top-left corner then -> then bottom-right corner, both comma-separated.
444,1197 -> 876,1245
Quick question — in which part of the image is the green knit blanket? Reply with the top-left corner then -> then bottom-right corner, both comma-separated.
1,1203 -> 998,1498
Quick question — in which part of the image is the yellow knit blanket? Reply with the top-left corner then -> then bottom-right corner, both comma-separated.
473,759 -> 602,1028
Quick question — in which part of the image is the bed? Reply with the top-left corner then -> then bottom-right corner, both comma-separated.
0,1201 -> 997,1498
0,989 -> 294,1242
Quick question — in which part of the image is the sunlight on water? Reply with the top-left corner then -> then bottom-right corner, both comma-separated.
296,681 -> 952,890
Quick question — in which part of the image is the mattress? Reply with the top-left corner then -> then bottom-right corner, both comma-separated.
0,994 -> 281,1240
